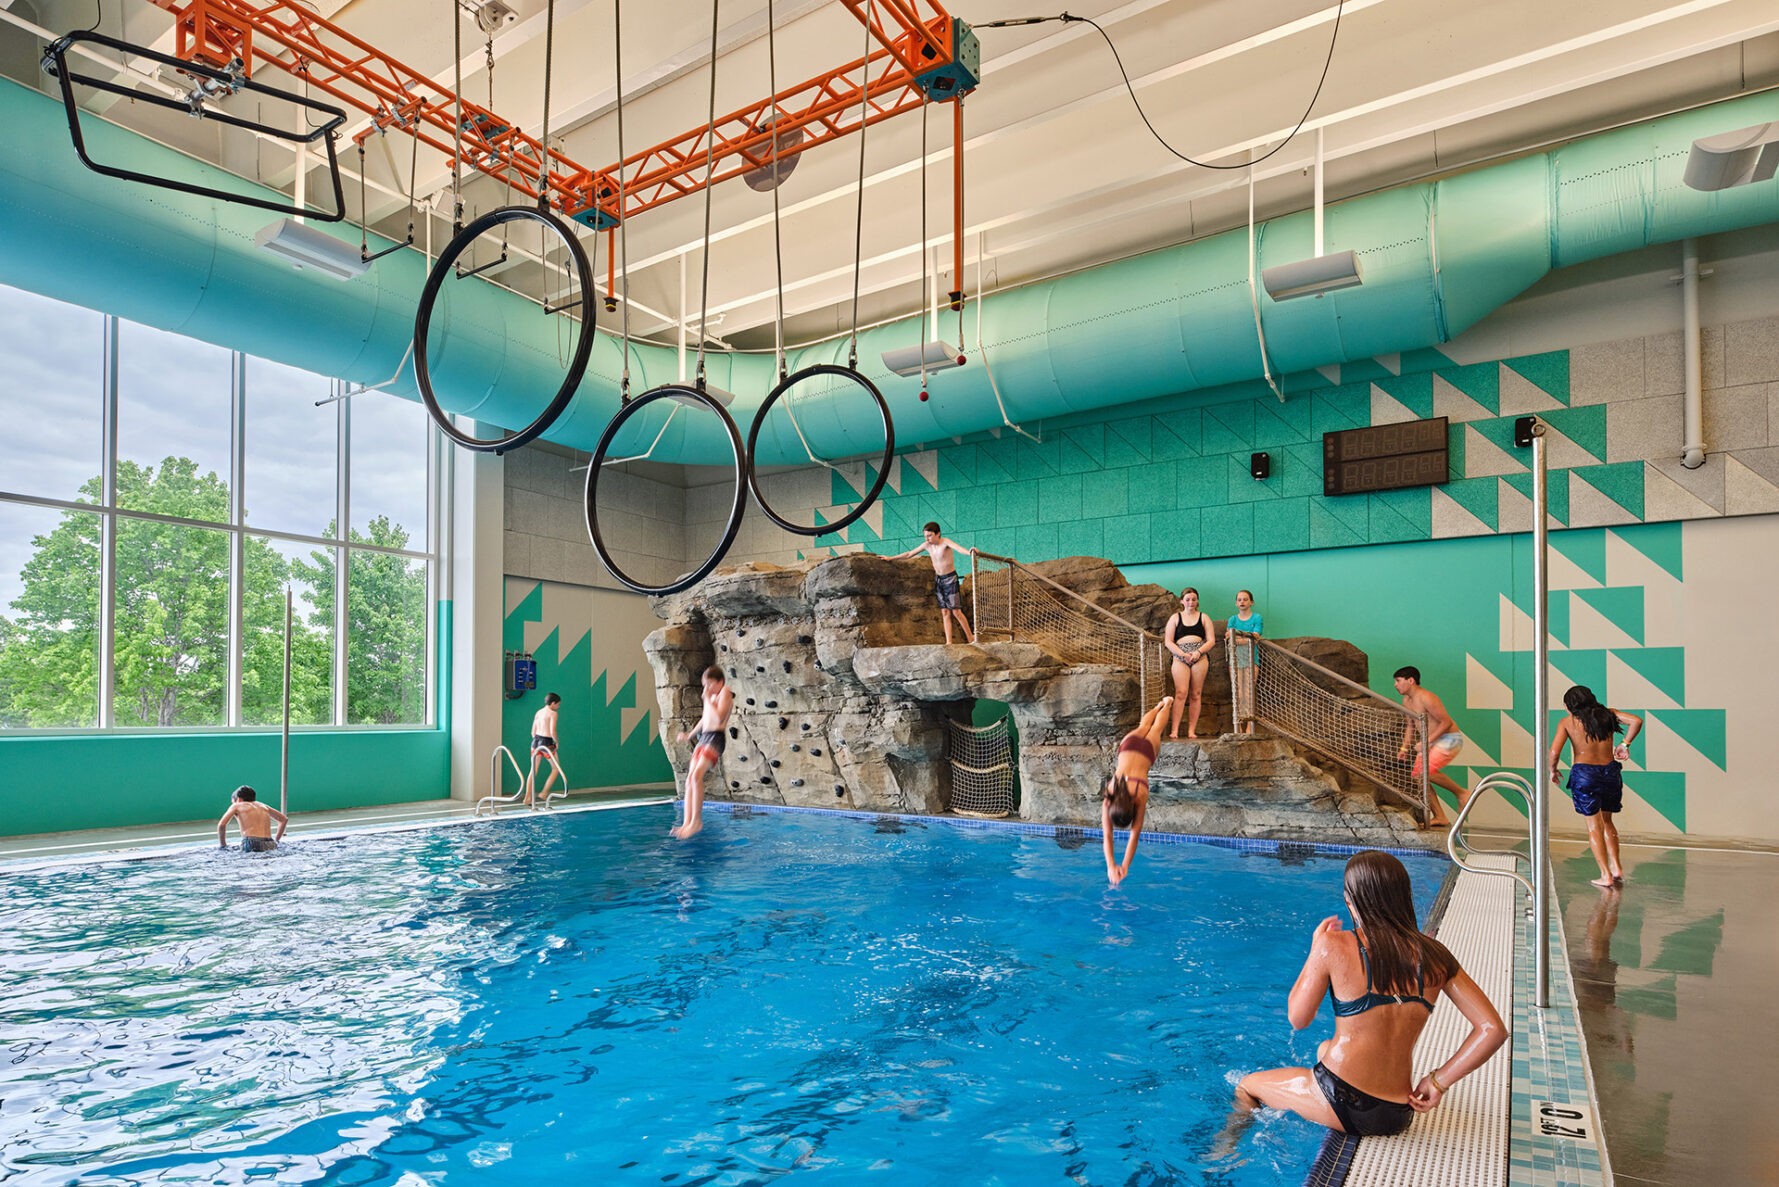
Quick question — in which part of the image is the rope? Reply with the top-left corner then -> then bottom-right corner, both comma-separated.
848,0 -> 873,370
450,0 -> 463,229
695,0 -> 720,389
538,0 -> 555,210
918,98 -> 929,394
614,0 -> 631,399
767,0 -> 785,382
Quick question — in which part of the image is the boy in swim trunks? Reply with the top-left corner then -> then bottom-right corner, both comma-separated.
217,786 -> 288,853
1392,666 -> 1465,828
526,692 -> 567,808
892,522 -> 977,645
1102,695 -> 1173,887
672,666 -> 734,839
1548,684 -> 1641,888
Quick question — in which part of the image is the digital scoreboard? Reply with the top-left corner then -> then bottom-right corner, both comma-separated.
1322,417 -> 1450,496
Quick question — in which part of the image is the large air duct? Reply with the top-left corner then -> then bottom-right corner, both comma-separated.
3,76 -> 1779,466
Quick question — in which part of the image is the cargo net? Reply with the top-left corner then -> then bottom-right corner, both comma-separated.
1250,639 -> 1430,819
947,716 -> 1016,819
970,553 -> 1166,709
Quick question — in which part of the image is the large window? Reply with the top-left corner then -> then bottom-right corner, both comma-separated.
0,285 -> 438,732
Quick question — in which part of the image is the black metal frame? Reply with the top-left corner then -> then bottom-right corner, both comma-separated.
42,29 -> 348,222
413,205 -> 595,454
745,363 -> 894,536
586,385 -> 747,596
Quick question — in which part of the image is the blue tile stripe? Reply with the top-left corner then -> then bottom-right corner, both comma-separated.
704,800 -> 1444,861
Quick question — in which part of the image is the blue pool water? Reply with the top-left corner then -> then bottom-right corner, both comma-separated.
0,807 -> 1447,1185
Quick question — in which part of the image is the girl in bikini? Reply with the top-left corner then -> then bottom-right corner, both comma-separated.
1229,850 -> 1505,1138
1164,588 -> 1216,739
1102,695 -> 1173,886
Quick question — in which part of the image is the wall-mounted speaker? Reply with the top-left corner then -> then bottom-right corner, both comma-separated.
1251,452 -> 1271,480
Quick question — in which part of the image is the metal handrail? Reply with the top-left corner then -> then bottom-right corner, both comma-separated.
475,745 -> 527,815
1445,771 -> 1537,902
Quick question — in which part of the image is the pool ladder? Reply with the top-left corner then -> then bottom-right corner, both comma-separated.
476,745 -> 527,815
1445,771 -> 1536,907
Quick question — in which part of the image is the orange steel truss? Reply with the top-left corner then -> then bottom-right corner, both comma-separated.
147,0 -> 966,228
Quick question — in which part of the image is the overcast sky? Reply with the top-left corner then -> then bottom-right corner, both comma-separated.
0,284 -> 431,616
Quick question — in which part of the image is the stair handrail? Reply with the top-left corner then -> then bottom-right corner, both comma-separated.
1445,771 -> 1536,901
476,744 -> 527,815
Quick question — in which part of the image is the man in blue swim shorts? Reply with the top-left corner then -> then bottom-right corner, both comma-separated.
892,521 -> 978,645
1549,684 -> 1642,888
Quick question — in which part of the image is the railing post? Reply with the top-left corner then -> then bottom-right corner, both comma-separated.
1418,712 -> 1430,823
1531,418 -> 1551,1009
971,548 -> 979,643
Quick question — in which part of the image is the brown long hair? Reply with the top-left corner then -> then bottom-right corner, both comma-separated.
1344,850 -> 1459,994
1104,775 -> 1136,828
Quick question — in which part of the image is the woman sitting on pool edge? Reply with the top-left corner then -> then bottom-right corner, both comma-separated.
1229,850 -> 1505,1138
1102,695 -> 1173,887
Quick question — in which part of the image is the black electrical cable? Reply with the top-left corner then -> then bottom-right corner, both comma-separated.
977,5 -> 1344,169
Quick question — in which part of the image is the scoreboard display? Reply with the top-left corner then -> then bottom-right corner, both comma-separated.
1323,417 -> 1450,496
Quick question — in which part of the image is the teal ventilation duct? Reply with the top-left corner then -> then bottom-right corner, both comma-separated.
3,76 -> 1778,465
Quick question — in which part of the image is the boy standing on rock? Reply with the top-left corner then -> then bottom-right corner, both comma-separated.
893,522 -> 978,645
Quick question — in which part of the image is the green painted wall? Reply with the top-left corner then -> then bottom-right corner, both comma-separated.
793,342 -> 1769,843
0,727 -> 449,837
0,604 -> 453,838
501,580 -> 673,789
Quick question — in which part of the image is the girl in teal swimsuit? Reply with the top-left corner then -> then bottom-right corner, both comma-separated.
1228,851 -> 1506,1138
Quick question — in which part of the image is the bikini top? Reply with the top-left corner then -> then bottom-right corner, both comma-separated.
1329,941 -> 1435,1017
1172,614 -> 1206,643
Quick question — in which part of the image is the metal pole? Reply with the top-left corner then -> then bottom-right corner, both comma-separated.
281,586 -> 292,815
970,549 -> 979,642
1531,419 -> 1551,1009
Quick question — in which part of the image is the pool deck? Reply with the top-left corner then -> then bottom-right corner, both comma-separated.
0,784 -> 675,870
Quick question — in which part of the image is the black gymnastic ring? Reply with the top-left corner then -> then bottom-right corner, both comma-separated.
744,363 -> 895,536
585,384 -> 748,596
413,206 -> 595,454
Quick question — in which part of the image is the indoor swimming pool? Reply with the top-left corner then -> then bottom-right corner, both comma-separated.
0,805 -> 1449,1185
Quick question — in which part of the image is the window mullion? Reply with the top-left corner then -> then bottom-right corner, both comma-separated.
335,385 -> 350,727
97,316 -> 118,730
227,351 -> 246,728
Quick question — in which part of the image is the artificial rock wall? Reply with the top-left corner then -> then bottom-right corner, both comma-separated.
643,553 -> 1423,846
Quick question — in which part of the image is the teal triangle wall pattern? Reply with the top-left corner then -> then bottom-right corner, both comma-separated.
501,579 -> 672,791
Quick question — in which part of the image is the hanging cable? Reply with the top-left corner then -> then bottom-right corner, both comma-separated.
917,98 -> 929,400
768,0 -> 786,382
538,0 -> 555,209
450,0 -> 463,231
976,6 -> 1344,169
695,0 -> 720,389
848,0 -> 874,370
615,0 -> 631,401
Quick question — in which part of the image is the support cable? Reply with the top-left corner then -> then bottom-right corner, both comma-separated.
977,6 -> 1344,169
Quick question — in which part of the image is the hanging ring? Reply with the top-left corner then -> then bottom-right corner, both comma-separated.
586,384 -> 748,595
414,205 -> 594,454
746,363 -> 895,537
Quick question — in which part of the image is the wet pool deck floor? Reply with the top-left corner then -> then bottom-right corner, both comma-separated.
1547,836 -> 1779,1187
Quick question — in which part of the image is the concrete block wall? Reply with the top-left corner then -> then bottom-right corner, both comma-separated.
503,444 -> 688,591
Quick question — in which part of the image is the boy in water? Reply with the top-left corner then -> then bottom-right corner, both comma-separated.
217,786 -> 288,853
1549,684 -> 1641,888
892,521 -> 978,644
526,692 -> 567,808
673,666 -> 734,839
1392,666 -> 1465,829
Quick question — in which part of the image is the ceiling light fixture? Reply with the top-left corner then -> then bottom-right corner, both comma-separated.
1683,121 -> 1779,191
1260,127 -> 1365,302
254,218 -> 370,280
881,341 -> 964,378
